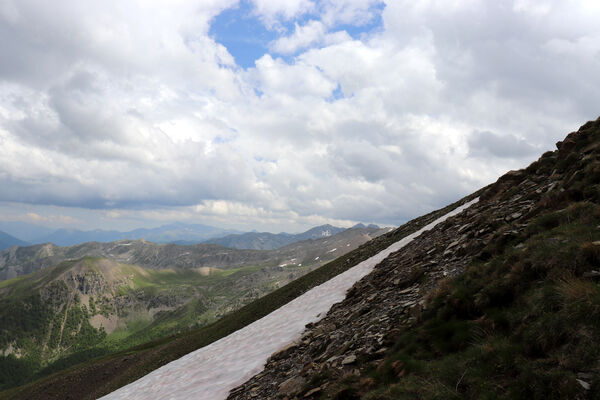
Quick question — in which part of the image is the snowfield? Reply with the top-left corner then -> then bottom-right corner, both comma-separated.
101,199 -> 478,400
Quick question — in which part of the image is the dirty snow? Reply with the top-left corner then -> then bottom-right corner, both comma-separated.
101,199 -> 478,400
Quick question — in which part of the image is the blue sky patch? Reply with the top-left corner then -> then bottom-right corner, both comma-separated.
210,1 -> 385,69
327,83 -> 345,103
209,1 -> 276,69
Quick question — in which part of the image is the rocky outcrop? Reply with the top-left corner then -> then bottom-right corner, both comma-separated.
228,118 -> 600,399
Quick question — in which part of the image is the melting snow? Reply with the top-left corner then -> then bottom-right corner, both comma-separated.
100,199 -> 478,400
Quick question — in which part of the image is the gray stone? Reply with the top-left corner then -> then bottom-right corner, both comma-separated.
304,387 -> 321,397
341,354 -> 357,365
278,376 -> 307,396
576,379 -> 591,390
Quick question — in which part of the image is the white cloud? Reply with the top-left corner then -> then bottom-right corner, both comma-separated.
320,0 -> 383,27
250,0 -> 315,30
270,20 -> 352,54
1,0 -> 599,233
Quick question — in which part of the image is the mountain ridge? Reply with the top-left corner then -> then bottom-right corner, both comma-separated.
0,226 -> 388,392
201,224 -> 349,250
0,225 -> 386,282
0,231 -> 28,251
30,222 -> 241,247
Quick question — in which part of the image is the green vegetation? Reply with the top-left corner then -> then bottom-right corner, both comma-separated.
356,203 -> 600,399
0,284 -> 106,390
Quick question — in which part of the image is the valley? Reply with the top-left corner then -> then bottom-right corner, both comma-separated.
0,225 -> 387,391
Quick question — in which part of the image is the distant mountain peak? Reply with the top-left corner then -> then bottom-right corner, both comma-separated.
29,223 -> 241,247
0,229 -> 29,251
202,224 -> 348,250
350,223 -> 380,229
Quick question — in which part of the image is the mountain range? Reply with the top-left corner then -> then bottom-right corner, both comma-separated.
26,222 -> 241,247
0,225 -> 387,391
0,222 -> 380,250
200,224 -> 348,250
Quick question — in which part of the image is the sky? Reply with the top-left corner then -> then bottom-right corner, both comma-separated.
0,0 -> 599,234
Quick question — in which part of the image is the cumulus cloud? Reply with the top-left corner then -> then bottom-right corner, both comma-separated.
468,130 -> 539,159
250,0 -> 315,30
270,20 -> 351,54
319,0 -> 384,27
0,0 -> 599,232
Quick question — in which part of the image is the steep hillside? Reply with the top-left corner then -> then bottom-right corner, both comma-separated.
0,231 -> 28,251
227,119 -> 600,399
0,227 -> 385,392
203,224 -> 348,250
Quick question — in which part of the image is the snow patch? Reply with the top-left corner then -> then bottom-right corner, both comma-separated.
101,199 -> 478,400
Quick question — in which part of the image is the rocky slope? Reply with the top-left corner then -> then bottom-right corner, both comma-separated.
228,119 -> 600,399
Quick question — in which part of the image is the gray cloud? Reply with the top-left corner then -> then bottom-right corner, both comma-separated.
0,0 -> 599,232
468,130 -> 539,159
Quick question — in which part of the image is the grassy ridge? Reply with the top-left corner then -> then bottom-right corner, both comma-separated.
0,191 -> 481,400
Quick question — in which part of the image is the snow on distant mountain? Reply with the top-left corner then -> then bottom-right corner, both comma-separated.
202,224 -> 349,250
